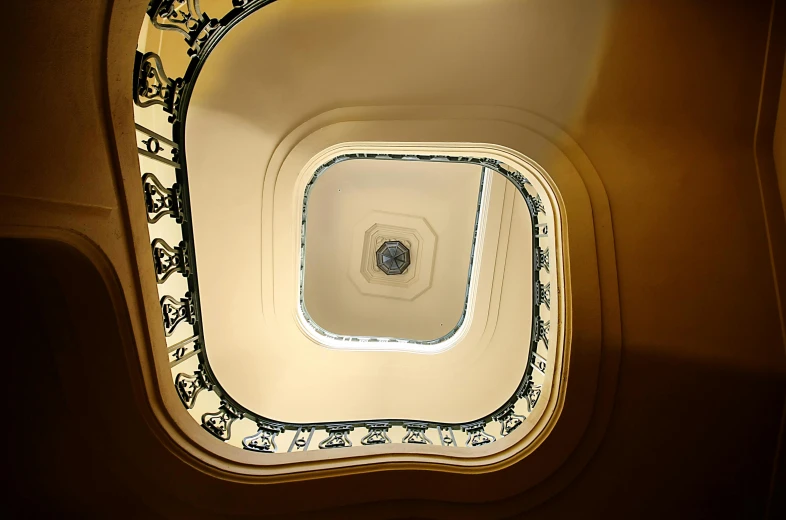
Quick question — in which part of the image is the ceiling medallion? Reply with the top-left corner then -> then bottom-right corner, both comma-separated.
376,240 -> 411,275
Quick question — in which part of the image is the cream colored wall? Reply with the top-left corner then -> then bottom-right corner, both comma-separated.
183,116 -> 545,424
178,0 -> 599,424
185,0 -> 610,137
303,160 -> 482,341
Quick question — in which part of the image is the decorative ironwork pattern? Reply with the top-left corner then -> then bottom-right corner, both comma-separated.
288,427 -> 315,452
142,173 -> 184,223
202,402 -> 243,441
134,0 -> 558,454
535,281 -> 551,310
493,404 -> 526,437
148,1 -> 200,35
168,335 -> 200,367
536,247 -> 550,273
437,426 -> 457,447
518,376 -> 543,412
148,1 -> 222,56
136,124 -> 180,167
531,352 -> 548,375
161,293 -> 195,336
361,423 -> 392,445
243,422 -> 284,453
175,367 -> 210,409
535,318 -> 550,348
403,423 -> 432,445
133,52 -> 182,115
462,421 -> 496,447
528,193 -> 546,215
319,425 -> 353,449
152,238 -> 190,283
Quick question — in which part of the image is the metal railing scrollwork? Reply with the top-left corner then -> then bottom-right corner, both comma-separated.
133,0 -> 556,455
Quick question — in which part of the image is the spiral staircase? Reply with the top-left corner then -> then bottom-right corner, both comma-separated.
2,0 -> 786,517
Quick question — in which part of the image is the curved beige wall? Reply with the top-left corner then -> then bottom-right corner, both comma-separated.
303,159 -> 483,342
169,0 -> 604,427
182,120 -> 549,425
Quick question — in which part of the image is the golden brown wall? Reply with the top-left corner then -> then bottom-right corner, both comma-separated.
776,56 -> 786,220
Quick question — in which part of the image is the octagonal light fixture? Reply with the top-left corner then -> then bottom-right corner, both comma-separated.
376,240 -> 411,275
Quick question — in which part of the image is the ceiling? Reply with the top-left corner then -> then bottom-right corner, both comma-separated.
174,0 -> 591,425
183,113 -> 538,424
303,158 -> 484,341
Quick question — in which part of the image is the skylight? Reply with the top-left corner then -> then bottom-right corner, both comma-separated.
298,153 -> 493,352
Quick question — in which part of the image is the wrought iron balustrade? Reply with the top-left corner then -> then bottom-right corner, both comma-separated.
133,0 -> 556,454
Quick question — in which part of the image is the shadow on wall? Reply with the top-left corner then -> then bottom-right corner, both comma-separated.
296,343 -> 784,519
576,0 -> 785,372
2,237 -> 782,517
1,239 -> 164,516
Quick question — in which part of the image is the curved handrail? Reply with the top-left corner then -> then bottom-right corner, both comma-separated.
134,0 -> 555,453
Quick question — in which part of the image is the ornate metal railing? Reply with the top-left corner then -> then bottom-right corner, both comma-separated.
134,0 -> 553,453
